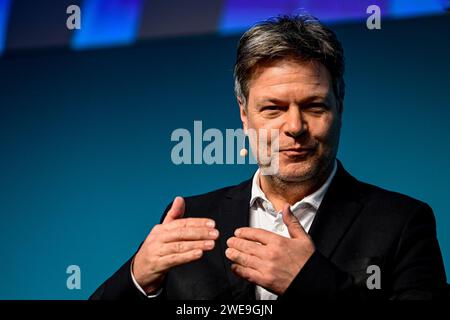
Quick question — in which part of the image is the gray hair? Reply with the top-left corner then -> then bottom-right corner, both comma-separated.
234,14 -> 345,111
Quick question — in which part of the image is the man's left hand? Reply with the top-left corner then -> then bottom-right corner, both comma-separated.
225,203 -> 315,295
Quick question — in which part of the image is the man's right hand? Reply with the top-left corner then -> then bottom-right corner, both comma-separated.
132,196 -> 219,294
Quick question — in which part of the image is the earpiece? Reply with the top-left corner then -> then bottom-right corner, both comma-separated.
240,130 -> 248,157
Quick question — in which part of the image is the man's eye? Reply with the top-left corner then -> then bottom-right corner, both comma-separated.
305,103 -> 327,114
309,108 -> 325,114
261,106 -> 282,111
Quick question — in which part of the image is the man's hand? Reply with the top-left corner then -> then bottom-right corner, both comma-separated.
132,196 -> 219,294
225,203 -> 315,295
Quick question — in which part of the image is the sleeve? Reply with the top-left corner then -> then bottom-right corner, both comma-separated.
279,203 -> 448,300
388,203 -> 447,299
89,257 -> 161,300
130,258 -> 163,298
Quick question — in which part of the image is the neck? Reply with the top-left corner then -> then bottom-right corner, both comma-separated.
259,162 -> 334,212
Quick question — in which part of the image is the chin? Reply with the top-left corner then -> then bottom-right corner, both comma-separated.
275,160 -> 319,182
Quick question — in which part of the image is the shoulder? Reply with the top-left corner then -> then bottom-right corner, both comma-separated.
359,179 -> 426,205
184,183 -> 241,207
354,179 -> 434,225
335,162 -> 432,220
163,178 -> 252,219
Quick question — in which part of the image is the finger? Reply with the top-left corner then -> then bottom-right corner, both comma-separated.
163,218 -> 215,231
231,264 -> 264,284
163,196 -> 185,224
281,203 -> 306,239
158,249 -> 204,270
234,227 -> 277,245
161,227 -> 219,243
159,240 -> 215,256
225,248 -> 261,269
226,237 -> 265,258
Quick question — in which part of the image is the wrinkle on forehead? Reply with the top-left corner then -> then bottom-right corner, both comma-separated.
249,58 -> 333,103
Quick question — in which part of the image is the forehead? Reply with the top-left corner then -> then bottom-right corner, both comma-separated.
248,58 -> 332,102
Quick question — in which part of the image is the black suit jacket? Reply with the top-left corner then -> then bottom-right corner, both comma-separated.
90,161 -> 447,300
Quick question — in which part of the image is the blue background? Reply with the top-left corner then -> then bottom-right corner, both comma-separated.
0,10 -> 449,298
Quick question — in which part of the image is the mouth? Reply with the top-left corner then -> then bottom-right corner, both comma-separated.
280,148 -> 315,157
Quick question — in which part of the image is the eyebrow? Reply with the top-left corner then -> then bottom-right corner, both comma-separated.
257,98 -> 288,105
256,95 -> 330,106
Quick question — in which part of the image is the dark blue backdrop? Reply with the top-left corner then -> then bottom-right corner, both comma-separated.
0,15 -> 448,299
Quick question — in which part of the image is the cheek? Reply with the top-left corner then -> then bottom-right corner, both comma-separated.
247,115 -> 284,147
250,114 -> 284,130
310,115 -> 339,142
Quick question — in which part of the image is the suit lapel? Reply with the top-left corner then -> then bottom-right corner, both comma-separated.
216,178 -> 256,300
308,161 -> 364,258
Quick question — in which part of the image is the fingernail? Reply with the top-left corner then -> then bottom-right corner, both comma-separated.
194,250 -> 202,257
209,230 -> 219,237
206,220 -> 215,228
204,240 -> 214,248
234,229 -> 241,236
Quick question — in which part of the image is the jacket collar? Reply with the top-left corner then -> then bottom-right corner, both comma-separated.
308,160 -> 364,257
217,178 -> 254,299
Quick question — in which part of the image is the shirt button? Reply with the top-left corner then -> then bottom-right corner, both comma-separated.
275,224 -> 285,232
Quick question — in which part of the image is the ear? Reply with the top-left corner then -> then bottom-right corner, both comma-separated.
238,97 -> 248,133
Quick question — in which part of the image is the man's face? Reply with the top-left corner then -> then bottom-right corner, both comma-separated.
239,58 -> 341,182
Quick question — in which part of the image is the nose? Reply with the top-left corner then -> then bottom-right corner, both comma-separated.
285,107 -> 306,138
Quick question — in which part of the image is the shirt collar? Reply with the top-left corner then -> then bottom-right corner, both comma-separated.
250,160 -> 338,212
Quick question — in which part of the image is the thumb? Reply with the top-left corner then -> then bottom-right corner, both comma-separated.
282,203 -> 305,239
163,196 -> 185,224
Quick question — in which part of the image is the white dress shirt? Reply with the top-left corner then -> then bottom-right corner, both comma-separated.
132,160 -> 337,299
249,160 -> 337,300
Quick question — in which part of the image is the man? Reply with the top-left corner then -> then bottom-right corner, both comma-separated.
90,15 -> 447,300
